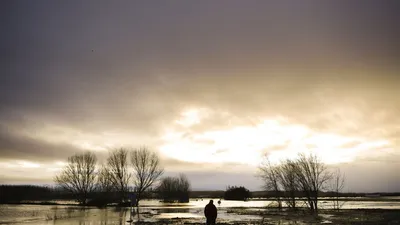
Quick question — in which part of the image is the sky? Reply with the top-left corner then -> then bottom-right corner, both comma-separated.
1,0 -> 399,192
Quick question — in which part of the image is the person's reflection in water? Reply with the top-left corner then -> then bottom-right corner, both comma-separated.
204,200 -> 217,225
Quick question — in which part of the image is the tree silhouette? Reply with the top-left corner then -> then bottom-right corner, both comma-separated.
259,153 -> 333,214
131,147 -> 164,212
258,158 -> 282,209
294,153 -> 331,214
106,148 -> 131,203
330,168 -> 345,210
55,151 -> 97,205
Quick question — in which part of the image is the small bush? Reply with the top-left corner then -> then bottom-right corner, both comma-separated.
224,186 -> 251,201
157,174 -> 191,203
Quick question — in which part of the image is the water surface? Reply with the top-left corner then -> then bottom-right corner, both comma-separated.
1,197 -> 399,224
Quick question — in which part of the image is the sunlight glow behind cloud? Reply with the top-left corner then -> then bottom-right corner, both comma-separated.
161,108 -> 391,166
175,108 -> 210,127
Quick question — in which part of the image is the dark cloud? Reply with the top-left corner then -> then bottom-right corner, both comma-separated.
1,1 -> 400,190
0,125 -> 83,162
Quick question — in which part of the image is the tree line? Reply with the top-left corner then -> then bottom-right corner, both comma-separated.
3,147 -> 387,214
54,146 -> 346,214
54,147 -> 190,207
0,185 -> 55,203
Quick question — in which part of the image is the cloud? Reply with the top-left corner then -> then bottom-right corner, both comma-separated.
0,160 -> 71,185
0,124 -> 83,162
0,174 -> 54,185
335,160 -> 400,192
1,1 -> 399,191
160,157 -> 211,172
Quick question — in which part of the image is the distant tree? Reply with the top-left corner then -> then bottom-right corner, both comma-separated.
258,158 -> 283,209
224,186 -> 251,201
131,147 -> 164,211
0,185 -> 54,203
330,168 -> 345,210
106,148 -> 131,203
157,174 -> 191,203
55,151 -> 97,205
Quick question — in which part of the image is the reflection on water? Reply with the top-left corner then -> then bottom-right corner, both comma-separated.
158,207 -> 190,213
154,212 -> 202,219
138,198 -> 400,210
0,197 -> 399,225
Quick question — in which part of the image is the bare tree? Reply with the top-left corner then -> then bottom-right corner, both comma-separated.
278,159 -> 299,209
258,157 -> 282,209
97,165 -> 114,193
330,168 -> 345,210
293,153 -> 332,214
94,164 -> 115,205
131,147 -> 164,210
106,148 -> 131,203
55,151 -> 97,205
178,173 -> 191,197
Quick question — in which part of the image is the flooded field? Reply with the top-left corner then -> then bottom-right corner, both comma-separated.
1,198 -> 399,225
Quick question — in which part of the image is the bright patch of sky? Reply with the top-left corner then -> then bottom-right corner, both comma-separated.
161,108 -> 391,166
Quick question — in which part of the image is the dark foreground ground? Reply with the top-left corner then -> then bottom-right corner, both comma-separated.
255,208 -> 400,225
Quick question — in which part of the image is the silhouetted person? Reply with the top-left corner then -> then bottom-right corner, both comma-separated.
218,199 -> 221,205
204,200 -> 217,225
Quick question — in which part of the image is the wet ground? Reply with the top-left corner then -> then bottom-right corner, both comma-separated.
1,198 -> 400,224
0,205 -> 262,225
